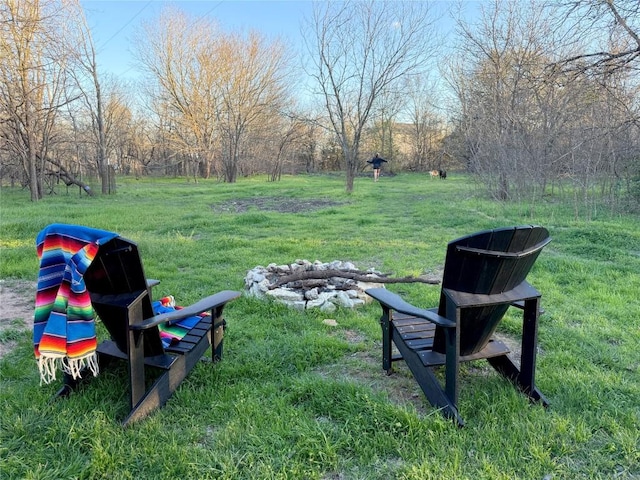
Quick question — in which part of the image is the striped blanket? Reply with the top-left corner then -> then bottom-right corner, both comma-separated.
154,296 -> 210,349
34,224 -> 117,384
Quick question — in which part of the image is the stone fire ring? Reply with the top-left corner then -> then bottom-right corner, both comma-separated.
244,259 -> 385,312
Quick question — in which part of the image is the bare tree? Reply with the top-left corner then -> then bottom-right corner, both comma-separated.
403,73 -> 445,171
66,0 -> 115,194
101,85 -> 136,176
448,0 -> 577,200
368,89 -> 405,165
267,114 -> 309,181
135,8 -> 221,181
303,0 -> 440,192
548,1 -> 640,211
0,0 -> 80,200
135,8 -> 291,183
0,0 -> 100,199
214,31 -> 292,183
549,1 -> 640,76
447,0 -> 639,214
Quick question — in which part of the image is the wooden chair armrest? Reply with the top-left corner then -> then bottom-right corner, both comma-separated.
131,290 -> 241,331
366,288 -> 455,328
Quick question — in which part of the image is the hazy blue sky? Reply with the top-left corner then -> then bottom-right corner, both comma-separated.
81,1 -> 316,79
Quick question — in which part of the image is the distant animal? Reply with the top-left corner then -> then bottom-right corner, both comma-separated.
430,170 -> 439,179
439,170 -> 447,180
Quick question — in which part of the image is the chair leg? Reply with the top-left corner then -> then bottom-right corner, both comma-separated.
443,324 -> 460,414
53,366 -> 100,399
488,297 -> 549,407
212,318 -> 226,362
127,330 -> 146,410
391,326 -> 465,427
519,297 -> 540,390
54,372 -> 79,398
488,355 -> 549,407
380,307 -> 393,374
377,299 -> 465,426
442,301 -> 463,427
122,329 -> 212,426
211,304 -> 231,362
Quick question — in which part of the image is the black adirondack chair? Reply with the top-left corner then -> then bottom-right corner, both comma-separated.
59,235 -> 240,425
366,225 -> 551,426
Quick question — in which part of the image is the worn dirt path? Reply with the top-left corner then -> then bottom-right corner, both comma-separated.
0,279 -> 35,358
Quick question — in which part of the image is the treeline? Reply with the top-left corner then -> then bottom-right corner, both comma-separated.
1,0 -> 638,213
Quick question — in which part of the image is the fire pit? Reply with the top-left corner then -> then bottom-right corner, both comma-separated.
244,259 -> 441,312
244,260 -> 385,312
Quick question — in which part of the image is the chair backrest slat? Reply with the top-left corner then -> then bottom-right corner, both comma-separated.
434,225 -> 550,355
85,237 -> 164,356
87,238 -> 147,294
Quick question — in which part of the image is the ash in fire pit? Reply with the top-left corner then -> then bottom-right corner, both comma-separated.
244,260 -> 386,312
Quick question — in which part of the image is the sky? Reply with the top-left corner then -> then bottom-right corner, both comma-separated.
81,0 -> 315,80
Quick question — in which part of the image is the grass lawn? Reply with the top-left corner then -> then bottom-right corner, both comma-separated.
1,173 -> 638,479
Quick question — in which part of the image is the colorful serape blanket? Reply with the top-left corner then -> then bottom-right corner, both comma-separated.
34,224 -> 118,384
154,295 -> 210,349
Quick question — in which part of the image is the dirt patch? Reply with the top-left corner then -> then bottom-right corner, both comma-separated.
493,332 -> 522,367
211,197 -> 346,214
0,279 -> 36,359
318,324 -> 524,417
314,347 -> 432,416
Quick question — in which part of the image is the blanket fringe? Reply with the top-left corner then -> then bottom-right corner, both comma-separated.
37,355 -> 61,385
38,353 -> 99,385
63,353 -> 99,381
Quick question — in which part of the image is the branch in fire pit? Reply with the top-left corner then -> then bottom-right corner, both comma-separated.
269,269 -> 440,290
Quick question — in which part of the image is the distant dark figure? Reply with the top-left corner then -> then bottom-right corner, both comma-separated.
367,153 -> 388,182
439,170 -> 447,180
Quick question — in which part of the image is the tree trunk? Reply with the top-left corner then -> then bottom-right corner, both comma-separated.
42,156 -> 94,196
344,146 -> 358,193
29,148 -> 40,201
27,126 -> 41,201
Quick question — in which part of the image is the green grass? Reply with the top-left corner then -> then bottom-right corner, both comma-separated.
1,173 -> 639,479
